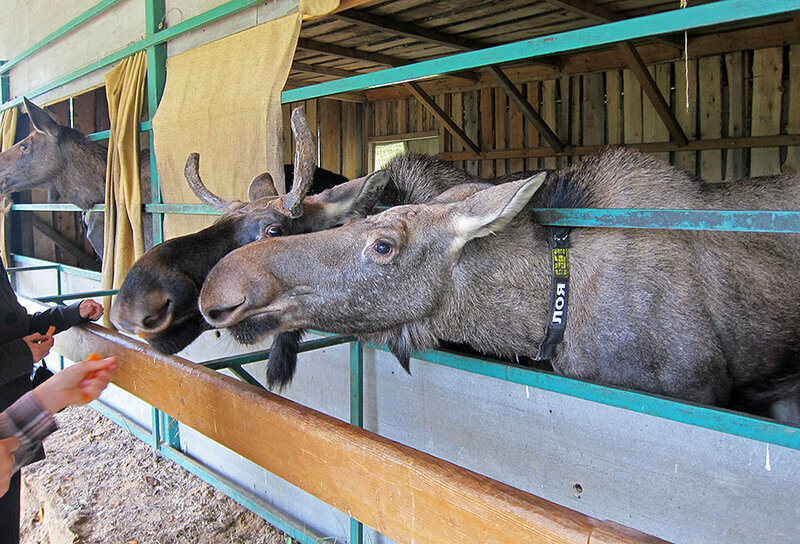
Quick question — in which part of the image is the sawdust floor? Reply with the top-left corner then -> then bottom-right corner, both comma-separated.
19,405 -> 289,544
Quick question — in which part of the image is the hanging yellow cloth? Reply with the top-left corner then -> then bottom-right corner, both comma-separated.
100,51 -> 147,326
153,0 -> 338,241
0,106 -> 18,265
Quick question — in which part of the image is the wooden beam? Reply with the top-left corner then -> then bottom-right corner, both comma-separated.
292,61 -> 360,79
296,38 -> 481,83
617,42 -> 688,146
404,82 -> 480,156
30,214 -> 97,269
485,66 -> 564,152
34,310 -> 669,544
542,0 -> 620,23
330,10 -> 561,68
437,133 -> 800,162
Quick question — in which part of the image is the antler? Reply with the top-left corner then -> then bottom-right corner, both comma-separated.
183,153 -> 230,211
281,106 -> 316,218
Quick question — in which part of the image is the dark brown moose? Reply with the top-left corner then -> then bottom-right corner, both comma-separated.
198,148 -> 800,423
0,98 -> 152,257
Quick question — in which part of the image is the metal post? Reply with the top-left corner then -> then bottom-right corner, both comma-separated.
349,340 -> 364,544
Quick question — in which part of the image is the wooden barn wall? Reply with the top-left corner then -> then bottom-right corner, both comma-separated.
286,45 -> 800,184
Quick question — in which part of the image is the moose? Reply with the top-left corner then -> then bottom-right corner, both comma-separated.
110,107 -> 541,385
0,99 -> 347,259
197,147 -> 800,423
0,98 -> 151,257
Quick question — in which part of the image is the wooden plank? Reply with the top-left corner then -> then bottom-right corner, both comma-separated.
617,42 -> 688,147
397,97 -> 409,135
750,47 -> 783,176
606,70 -> 622,145
674,59 -> 697,176
526,81 -> 541,171
405,82 -> 480,155
485,66 -> 564,152
570,76 -> 581,162
725,52 -> 746,179
463,90 -> 479,176
495,88 -> 507,176
623,69 -> 643,145
509,85 -> 524,173
642,65 -> 670,162
480,87 -> 494,177
542,80 -> 557,169
699,56 -> 723,182
582,72 -> 605,147
319,99 -> 340,173
784,45 -> 800,175
35,316 -> 667,544
560,76 -> 572,167
341,101 -> 358,178
451,92 -> 463,170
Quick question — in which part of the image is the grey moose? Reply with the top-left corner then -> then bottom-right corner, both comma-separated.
198,148 -> 800,423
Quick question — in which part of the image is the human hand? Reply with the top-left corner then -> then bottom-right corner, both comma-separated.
31,356 -> 118,415
0,437 -> 20,497
23,333 -> 54,364
79,299 -> 104,321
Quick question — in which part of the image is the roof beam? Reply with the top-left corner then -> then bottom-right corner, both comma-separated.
542,0 -> 682,49
404,82 -> 480,156
618,41 -> 688,146
296,38 -> 481,82
292,61 -> 360,79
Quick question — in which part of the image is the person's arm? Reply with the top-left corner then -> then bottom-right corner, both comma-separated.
0,391 -> 57,473
0,356 -> 116,474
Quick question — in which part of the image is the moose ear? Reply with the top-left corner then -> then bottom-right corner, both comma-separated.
450,172 -> 546,246
248,171 -> 278,201
316,170 -> 392,223
23,97 -> 60,137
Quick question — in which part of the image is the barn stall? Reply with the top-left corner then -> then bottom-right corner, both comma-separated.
2,1 -> 800,543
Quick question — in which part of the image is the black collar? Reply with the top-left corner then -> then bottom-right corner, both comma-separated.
536,226 -> 571,361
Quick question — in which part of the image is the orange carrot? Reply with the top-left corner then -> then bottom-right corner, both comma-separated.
82,353 -> 103,402
46,325 -> 56,336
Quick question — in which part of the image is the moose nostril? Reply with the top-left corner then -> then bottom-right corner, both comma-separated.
206,298 -> 245,324
142,299 -> 171,330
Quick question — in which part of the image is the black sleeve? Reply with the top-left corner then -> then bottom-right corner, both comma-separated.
26,302 -> 87,335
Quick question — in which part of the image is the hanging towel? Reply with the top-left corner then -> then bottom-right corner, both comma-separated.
100,51 -> 148,326
0,106 -> 18,264
153,1 -> 338,241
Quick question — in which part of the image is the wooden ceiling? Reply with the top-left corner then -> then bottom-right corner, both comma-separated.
289,0 -> 775,92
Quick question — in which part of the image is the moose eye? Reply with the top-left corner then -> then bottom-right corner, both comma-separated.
266,225 -> 283,237
370,240 -> 392,255
19,143 -> 29,154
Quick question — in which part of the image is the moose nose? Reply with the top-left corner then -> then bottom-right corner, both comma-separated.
200,252 -> 280,328
111,291 -> 174,334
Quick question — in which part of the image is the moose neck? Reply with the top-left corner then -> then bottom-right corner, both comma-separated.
53,134 -> 107,209
428,216 -> 555,361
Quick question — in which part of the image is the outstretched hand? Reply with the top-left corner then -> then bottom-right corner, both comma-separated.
31,356 -> 118,415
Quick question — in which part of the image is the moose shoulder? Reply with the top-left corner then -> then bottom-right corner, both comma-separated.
198,147 -> 800,423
